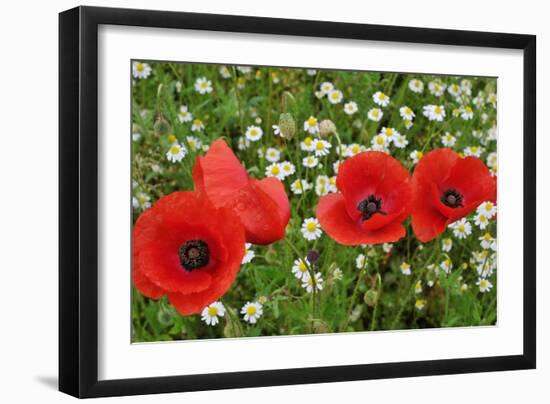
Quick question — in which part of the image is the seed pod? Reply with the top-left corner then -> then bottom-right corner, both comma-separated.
153,114 -> 171,137
278,112 -> 296,140
363,289 -> 379,307
319,119 -> 337,138
281,91 -> 297,112
311,319 -> 330,334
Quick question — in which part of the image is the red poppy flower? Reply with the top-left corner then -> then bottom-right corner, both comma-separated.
316,151 -> 412,245
133,191 -> 245,315
411,148 -> 497,242
192,139 -> 290,245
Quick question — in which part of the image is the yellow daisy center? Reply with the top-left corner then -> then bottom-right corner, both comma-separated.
307,222 -> 317,232
193,119 -> 202,127
316,142 -> 325,150
136,63 -> 144,72
246,306 -> 257,316
208,306 -> 218,316
484,233 -> 492,241
434,106 -> 442,114
170,145 -> 180,155
372,110 -> 379,117
308,117 -> 317,126
304,137 -> 312,146
299,261 -> 307,272
271,165 -> 280,175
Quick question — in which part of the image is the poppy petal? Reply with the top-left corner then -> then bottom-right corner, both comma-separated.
133,266 -> 164,299
192,139 -> 249,206
226,182 -> 287,245
317,193 -> 406,245
253,177 -> 291,225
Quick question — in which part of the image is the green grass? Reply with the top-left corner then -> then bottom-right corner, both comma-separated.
131,61 -> 497,342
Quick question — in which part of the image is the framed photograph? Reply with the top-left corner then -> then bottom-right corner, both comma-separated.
59,6 -> 536,398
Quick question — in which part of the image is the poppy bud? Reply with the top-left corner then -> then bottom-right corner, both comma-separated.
319,119 -> 337,138
311,319 -> 330,334
278,113 -> 296,140
157,307 -> 174,326
153,114 -> 170,137
306,249 -> 320,265
363,289 -> 379,307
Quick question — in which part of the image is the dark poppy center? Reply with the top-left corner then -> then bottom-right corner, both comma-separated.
357,195 -> 386,221
178,240 -> 209,271
440,188 -> 464,208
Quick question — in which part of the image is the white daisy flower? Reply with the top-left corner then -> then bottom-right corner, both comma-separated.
442,238 -> 453,252
132,132 -> 141,142
132,192 -> 151,211
477,201 -> 497,218
332,267 -> 343,281
393,134 -> 409,149
315,183 -> 329,196
382,243 -> 393,253
303,155 -> 319,168
292,257 -> 310,280
441,132 -> 456,147
178,105 -> 193,123
301,217 -> 322,241
304,116 -> 320,134
272,124 -> 281,136
371,133 -> 389,150
333,160 -> 342,174
415,281 -> 423,294
373,91 -> 390,107
237,66 -> 253,74
403,119 -> 414,130
301,136 -> 315,152
237,136 -> 250,150
265,163 -> 285,180
400,262 -> 411,276
191,119 -> 205,132
132,61 -> 152,79
409,150 -> 423,164
320,81 -> 334,95
440,258 -> 453,274
312,139 -> 332,157
474,212 -> 490,230
415,299 -> 427,310
460,283 -> 469,293
479,232 -> 497,250
194,77 -> 213,94
460,105 -> 474,120
356,253 -> 367,269
428,80 -> 446,97
450,218 -> 472,239
241,301 -> 263,324
306,69 -> 317,76
380,127 -> 399,142
367,108 -> 383,121
265,147 -> 281,163
399,106 -> 415,120
186,136 -> 202,152
302,272 -> 324,293
245,125 -> 263,142
242,243 -> 255,264
166,143 -> 187,163
476,278 -> 493,293
290,179 -> 311,195
328,89 -> 343,104
328,176 -> 338,193
423,104 -> 446,121
280,161 -> 296,177
463,145 -> 484,158
448,83 -> 461,97
486,152 -> 498,169
344,143 -> 365,157
408,78 -> 424,93
344,101 -> 358,115
219,65 -> 232,79
201,301 -> 225,326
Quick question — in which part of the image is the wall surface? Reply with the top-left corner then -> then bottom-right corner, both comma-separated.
0,0 -> 546,402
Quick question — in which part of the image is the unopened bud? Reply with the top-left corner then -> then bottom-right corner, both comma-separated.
278,113 -> 296,140
153,114 -> 171,137
363,289 -> 379,307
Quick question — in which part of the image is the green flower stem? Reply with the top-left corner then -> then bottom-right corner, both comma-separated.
282,238 -> 319,320
390,242 -> 440,329
231,67 -> 245,134
369,272 -> 383,331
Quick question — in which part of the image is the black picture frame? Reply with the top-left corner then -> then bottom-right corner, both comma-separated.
59,5 -> 536,398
